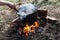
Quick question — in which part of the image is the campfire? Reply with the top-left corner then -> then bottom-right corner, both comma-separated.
10,9 -> 48,37
23,21 -> 39,37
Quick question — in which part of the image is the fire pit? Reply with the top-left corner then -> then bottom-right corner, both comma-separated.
4,3 -> 60,40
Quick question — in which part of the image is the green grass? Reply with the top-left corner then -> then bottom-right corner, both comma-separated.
6,0 -> 19,3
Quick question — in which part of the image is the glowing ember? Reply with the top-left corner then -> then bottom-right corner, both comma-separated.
34,21 -> 39,27
23,21 -> 39,36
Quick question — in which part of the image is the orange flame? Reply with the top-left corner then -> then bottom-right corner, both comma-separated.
23,21 -> 39,37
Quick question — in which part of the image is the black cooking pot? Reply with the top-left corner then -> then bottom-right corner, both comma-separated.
20,12 -> 38,25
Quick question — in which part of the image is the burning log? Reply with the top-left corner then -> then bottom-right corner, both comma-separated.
23,21 -> 39,37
